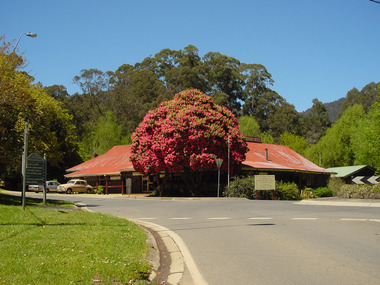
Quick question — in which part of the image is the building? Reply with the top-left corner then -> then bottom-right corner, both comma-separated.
242,138 -> 333,188
327,165 -> 377,184
64,140 -> 333,195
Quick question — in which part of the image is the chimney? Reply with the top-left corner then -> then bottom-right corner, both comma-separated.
265,148 -> 269,161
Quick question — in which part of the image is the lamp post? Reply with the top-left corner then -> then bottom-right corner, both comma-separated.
13,32 -> 37,210
13,32 -> 37,53
215,158 -> 223,197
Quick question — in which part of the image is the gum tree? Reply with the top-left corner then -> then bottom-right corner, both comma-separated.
130,89 -> 248,196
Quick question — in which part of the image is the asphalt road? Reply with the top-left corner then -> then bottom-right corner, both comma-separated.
19,193 -> 380,284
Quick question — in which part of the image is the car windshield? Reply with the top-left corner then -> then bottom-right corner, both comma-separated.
67,180 -> 76,184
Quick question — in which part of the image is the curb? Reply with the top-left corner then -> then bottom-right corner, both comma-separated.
130,219 -> 208,285
74,203 -> 206,285
296,198 -> 380,207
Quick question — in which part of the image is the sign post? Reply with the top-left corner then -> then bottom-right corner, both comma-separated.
215,158 -> 223,197
43,154 -> 47,204
21,122 -> 28,211
254,175 -> 276,200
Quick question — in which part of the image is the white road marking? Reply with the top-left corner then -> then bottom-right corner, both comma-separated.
369,219 -> 380,223
292,218 -> 318,220
207,217 -> 231,220
139,217 -> 157,220
170,217 -> 192,220
248,217 -> 273,220
340,218 -> 368,221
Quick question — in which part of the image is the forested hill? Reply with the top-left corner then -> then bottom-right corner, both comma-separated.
303,97 -> 345,122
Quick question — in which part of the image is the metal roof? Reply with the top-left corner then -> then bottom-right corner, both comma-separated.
65,145 -> 134,177
327,165 -> 372,178
243,142 -> 333,174
66,142 -> 333,178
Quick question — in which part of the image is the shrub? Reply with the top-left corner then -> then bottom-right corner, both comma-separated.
327,177 -> 345,196
223,176 -> 301,200
313,187 -> 333,197
96,185 -> 104,194
300,187 -> 314,199
275,181 -> 301,200
339,184 -> 380,199
223,176 -> 255,199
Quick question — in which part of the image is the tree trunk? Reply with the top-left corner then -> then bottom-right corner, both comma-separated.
181,169 -> 205,197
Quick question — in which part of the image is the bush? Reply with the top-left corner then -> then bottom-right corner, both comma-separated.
275,181 -> 301,200
223,176 -> 256,199
313,187 -> 333,197
339,183 -> 380,199
327,177 -> 345,196
96,185 -> 104,194
223,176 -> 301,200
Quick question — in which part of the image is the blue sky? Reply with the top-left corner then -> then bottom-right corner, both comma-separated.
2,0 -> 379,111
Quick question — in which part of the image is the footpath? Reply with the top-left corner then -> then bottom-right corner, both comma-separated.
296,196 -> 380,207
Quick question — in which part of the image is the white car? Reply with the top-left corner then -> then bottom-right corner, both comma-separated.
28,184 -> 44,192
28,181 -> 61,192
46,181 -> 60,192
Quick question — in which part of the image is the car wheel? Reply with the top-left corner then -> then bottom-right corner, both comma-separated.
66,188 -> 72,194
86,188 -> 92,194
46,189 -> 50,193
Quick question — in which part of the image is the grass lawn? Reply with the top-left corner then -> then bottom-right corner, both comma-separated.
0,191 -> 152,284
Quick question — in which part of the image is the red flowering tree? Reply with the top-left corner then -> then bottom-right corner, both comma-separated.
130,89 -> 248,196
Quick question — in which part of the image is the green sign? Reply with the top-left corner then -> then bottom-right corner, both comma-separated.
26,153 -> 45,185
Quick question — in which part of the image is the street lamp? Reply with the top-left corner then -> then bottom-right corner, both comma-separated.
12,32 -> 37,210
12,32 -> 37,53
215,158 -> 223,197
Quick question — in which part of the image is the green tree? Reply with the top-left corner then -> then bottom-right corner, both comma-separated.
79,111 -> 124,160
351,102 -> 380,169
44,84 -> 70,102
305,104 -> 366,168
240,63 -> 274,112
0,36 -> 81,183
279,132 -> 308,156
109,64 -> 171,134
150,45 -> 207,92
266,101 -> 302,139
303,98 -> 331,144
238,115 -> 261,138
203,51 -> 244,111
339,82 -> 380,117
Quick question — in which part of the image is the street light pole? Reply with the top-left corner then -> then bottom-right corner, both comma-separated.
13,32 -> 37,210
12,32 -> 37,53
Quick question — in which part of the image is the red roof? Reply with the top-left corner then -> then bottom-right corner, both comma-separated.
66,142 -> 332,178
243,142 -> 332,174
65,145 -> 134,177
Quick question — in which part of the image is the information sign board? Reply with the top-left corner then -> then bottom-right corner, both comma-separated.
254,175 -> 275,191
25,153 -> 45,185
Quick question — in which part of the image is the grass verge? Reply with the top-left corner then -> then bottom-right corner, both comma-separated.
0,192 -> 152,284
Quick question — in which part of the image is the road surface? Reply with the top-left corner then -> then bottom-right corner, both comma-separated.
20,193 -> 380,284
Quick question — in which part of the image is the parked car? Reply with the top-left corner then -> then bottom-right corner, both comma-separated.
28,184 -> 44,192
57,179 -> 93,194
28,181 -> 61,192
46,181 -> 60,192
